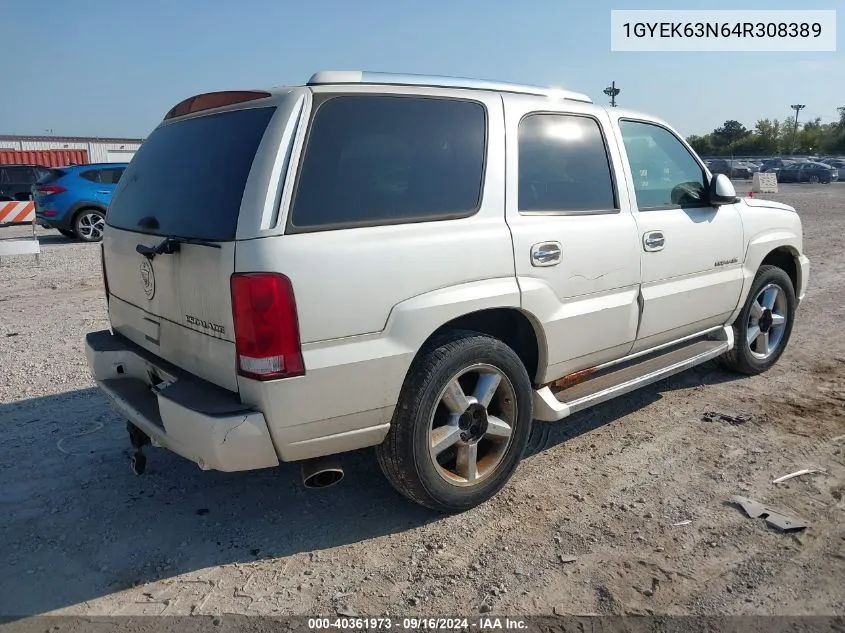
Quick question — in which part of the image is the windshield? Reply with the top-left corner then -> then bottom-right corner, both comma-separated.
106,106 -> 275,241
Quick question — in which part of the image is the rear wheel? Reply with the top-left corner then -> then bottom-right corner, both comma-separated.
376,331 -> 533,513
74,209 -> 105,242
720,265 -> 796,375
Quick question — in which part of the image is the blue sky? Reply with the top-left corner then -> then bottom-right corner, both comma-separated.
2,0 -> 841,138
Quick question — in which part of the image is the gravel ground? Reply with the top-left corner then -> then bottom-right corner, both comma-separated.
1,184 -> 843,618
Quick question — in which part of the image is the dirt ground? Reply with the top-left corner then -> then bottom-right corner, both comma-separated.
1,183 -> 844,619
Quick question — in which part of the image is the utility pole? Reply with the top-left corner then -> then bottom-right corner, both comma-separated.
603,81 -> 620,107
790,104 -> 805,155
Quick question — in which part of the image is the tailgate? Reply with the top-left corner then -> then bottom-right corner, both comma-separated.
104,231 -> 238,391
101,104 -> 279,392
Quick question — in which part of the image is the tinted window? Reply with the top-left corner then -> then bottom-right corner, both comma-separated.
289,95 -> 486,230
99,168 -> 124,184
4,166 -> 36,184
35,169 -> 66,184
80,170 -> 100,183
518,114 -> 617,213
107,106 -> 275,240
619,120 -> 707,209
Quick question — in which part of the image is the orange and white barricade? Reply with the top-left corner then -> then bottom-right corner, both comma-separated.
0,201 -> 40,262
0,201 -> 36,225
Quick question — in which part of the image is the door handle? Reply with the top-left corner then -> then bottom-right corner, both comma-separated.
643,231 -> 665,252
531,241 -> 562,267
96,190 -> 110,195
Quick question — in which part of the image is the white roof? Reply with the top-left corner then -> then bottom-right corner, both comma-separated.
307,71 -> 592,103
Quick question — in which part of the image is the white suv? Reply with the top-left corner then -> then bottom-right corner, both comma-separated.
86,71 -> 809,512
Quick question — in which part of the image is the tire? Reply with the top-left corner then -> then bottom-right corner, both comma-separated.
375,330 -> 533,513
73,209 -> 105,242
720,265 -> 796,375
58,229 -> 75,239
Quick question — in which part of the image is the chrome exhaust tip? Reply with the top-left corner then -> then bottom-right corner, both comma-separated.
301,457 -> 344,489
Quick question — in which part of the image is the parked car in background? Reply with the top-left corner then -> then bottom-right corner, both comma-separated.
820,158 -> 845,180
32,163 -> 127,241
774,161 -> 836,184
760,158 -> 793,172
735,160 -> 760,174
706,158 -> 752,180
0,164 -> 51,201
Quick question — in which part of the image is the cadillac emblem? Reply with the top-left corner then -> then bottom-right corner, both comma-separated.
139,259 -> 155,300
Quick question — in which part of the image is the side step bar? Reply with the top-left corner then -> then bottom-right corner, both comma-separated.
533,326 -> 734,422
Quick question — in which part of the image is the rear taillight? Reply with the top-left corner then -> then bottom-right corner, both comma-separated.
35,185 -> 66,195
100,244 -> 109,302
231,273 -> 304,381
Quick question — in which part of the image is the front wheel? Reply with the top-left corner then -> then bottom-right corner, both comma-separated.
720,265 -> 796,375
376,331 -> 533,513
74,209 -> 105,242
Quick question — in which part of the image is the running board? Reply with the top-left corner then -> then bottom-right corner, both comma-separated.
533,326 -> 733,422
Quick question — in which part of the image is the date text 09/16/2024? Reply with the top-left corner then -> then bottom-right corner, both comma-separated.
307,617 -> 529,630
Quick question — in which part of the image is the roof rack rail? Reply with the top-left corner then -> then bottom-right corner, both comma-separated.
307,71 -> 592,103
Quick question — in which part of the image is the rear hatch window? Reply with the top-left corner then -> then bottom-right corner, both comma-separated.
106,106 -> 276,241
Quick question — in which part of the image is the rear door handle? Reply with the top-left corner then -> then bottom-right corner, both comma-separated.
643,231 -> 665,252
531,241 -> 562,267
96,190 -> 110,195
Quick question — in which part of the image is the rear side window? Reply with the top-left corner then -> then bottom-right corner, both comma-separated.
98,168 -> 124,184
107,106 -> 275,240
518,113 -> 617,213
80,170 -> 100,182
35,168 -> 65,184
289,95 -> 486,231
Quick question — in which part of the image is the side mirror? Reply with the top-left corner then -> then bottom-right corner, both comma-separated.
709,173 -> 738,206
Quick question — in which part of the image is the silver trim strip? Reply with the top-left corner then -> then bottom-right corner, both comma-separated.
591,326 -> 725,373
567,339 -> 732,414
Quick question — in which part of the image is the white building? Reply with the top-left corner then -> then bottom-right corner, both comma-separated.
0,134 -> 144,166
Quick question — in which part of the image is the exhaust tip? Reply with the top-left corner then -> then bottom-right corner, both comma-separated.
302,457 -> 344,489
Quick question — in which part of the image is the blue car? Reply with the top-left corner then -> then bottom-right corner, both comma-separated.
32,162 -> 128,241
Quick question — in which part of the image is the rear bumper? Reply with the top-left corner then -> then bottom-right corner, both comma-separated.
35,210 -> 72,230
85,329 -> 279,472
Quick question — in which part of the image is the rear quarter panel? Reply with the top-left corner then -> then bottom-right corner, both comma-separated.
235,87 -> 518,453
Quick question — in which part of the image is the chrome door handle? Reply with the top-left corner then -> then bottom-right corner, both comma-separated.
531,241 -> 562,267
97,190 -> 110,195
643,231 -> 665,252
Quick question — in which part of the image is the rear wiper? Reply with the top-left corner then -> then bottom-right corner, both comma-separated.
136,235 -> 221,260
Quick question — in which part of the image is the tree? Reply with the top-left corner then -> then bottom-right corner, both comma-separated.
711,120 -> 750,151
819,107 -> 845,153
687,134 -> 712,156
730,134 -> 765,155
687,107 -> 845,156
777,117 -> 796,153
754,119 -> 781,154
797,117 -> 823,153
